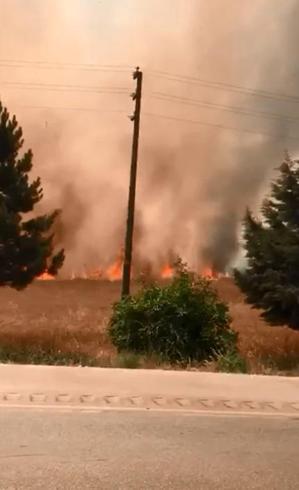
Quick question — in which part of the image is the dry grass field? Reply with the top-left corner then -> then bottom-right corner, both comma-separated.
0,278 -> 298,374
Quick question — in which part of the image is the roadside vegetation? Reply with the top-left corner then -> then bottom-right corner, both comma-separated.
109,260 -> 240,367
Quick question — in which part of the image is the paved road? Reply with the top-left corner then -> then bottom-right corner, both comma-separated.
1,365 -> 299,489
1,365 -> 299,415
0,408 -> 298,490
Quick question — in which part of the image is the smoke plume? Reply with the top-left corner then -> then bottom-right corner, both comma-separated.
1,0 -> 299,275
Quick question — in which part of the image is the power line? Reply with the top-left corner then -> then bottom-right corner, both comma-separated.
149,70 -> 299,105
0,59 -> 131,73
0,80 -> 130,95
150,92 -> 299,124
2,78 -> 298,142
11,102 -> 298,135
3,60 -> 299,104
3,102 -> 298,146
3,59 -> 299,105
10,104 -> 129,115
5,102 -> 298,142
143,111 -> 299,142
4,81 -> 298,125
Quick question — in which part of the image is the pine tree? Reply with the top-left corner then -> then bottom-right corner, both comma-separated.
235,153 -> 299,328
0,102 -> 64,289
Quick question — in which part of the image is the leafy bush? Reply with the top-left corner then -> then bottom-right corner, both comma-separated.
0,345 -> 98,366
113,352 -> 141,369
216,348 -> 248,373
109,264 -> 237,364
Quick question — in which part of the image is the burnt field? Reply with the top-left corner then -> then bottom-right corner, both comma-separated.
0,278 -> 299,374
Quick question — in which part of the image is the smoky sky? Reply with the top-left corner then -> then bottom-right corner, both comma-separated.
0,0 -> 299,274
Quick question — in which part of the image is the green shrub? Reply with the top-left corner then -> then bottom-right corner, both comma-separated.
216,348 -> 248,373
109,264 -> 237,364
113,352 -> 141,369
0,345 -> 98,366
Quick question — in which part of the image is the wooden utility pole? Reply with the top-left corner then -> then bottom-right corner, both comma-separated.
121,67 -> 143,298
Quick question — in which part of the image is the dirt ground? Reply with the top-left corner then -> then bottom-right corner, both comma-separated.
0,278 -> 298,374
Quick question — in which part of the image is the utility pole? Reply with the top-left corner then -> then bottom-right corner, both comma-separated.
121,67 -> 143,298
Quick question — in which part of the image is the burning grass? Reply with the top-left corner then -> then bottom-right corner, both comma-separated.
0,278 -> 298,374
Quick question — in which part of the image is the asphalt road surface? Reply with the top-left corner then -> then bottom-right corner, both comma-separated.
0,409 -> 298,490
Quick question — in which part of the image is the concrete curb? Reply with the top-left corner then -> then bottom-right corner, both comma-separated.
0,364 -> 299,416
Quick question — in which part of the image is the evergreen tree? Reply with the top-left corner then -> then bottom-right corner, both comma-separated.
235,153 -> 299,328
0,102 -> 64,289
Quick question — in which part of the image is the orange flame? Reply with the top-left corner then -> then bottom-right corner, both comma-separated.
105,259 -> 123,281
161,264 -> 174,279
201,265 -> 217,279
37,260 -> 220,282
37,271 -> 55,281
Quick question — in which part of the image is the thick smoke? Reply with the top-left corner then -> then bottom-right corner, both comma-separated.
1,0 -> 299,275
